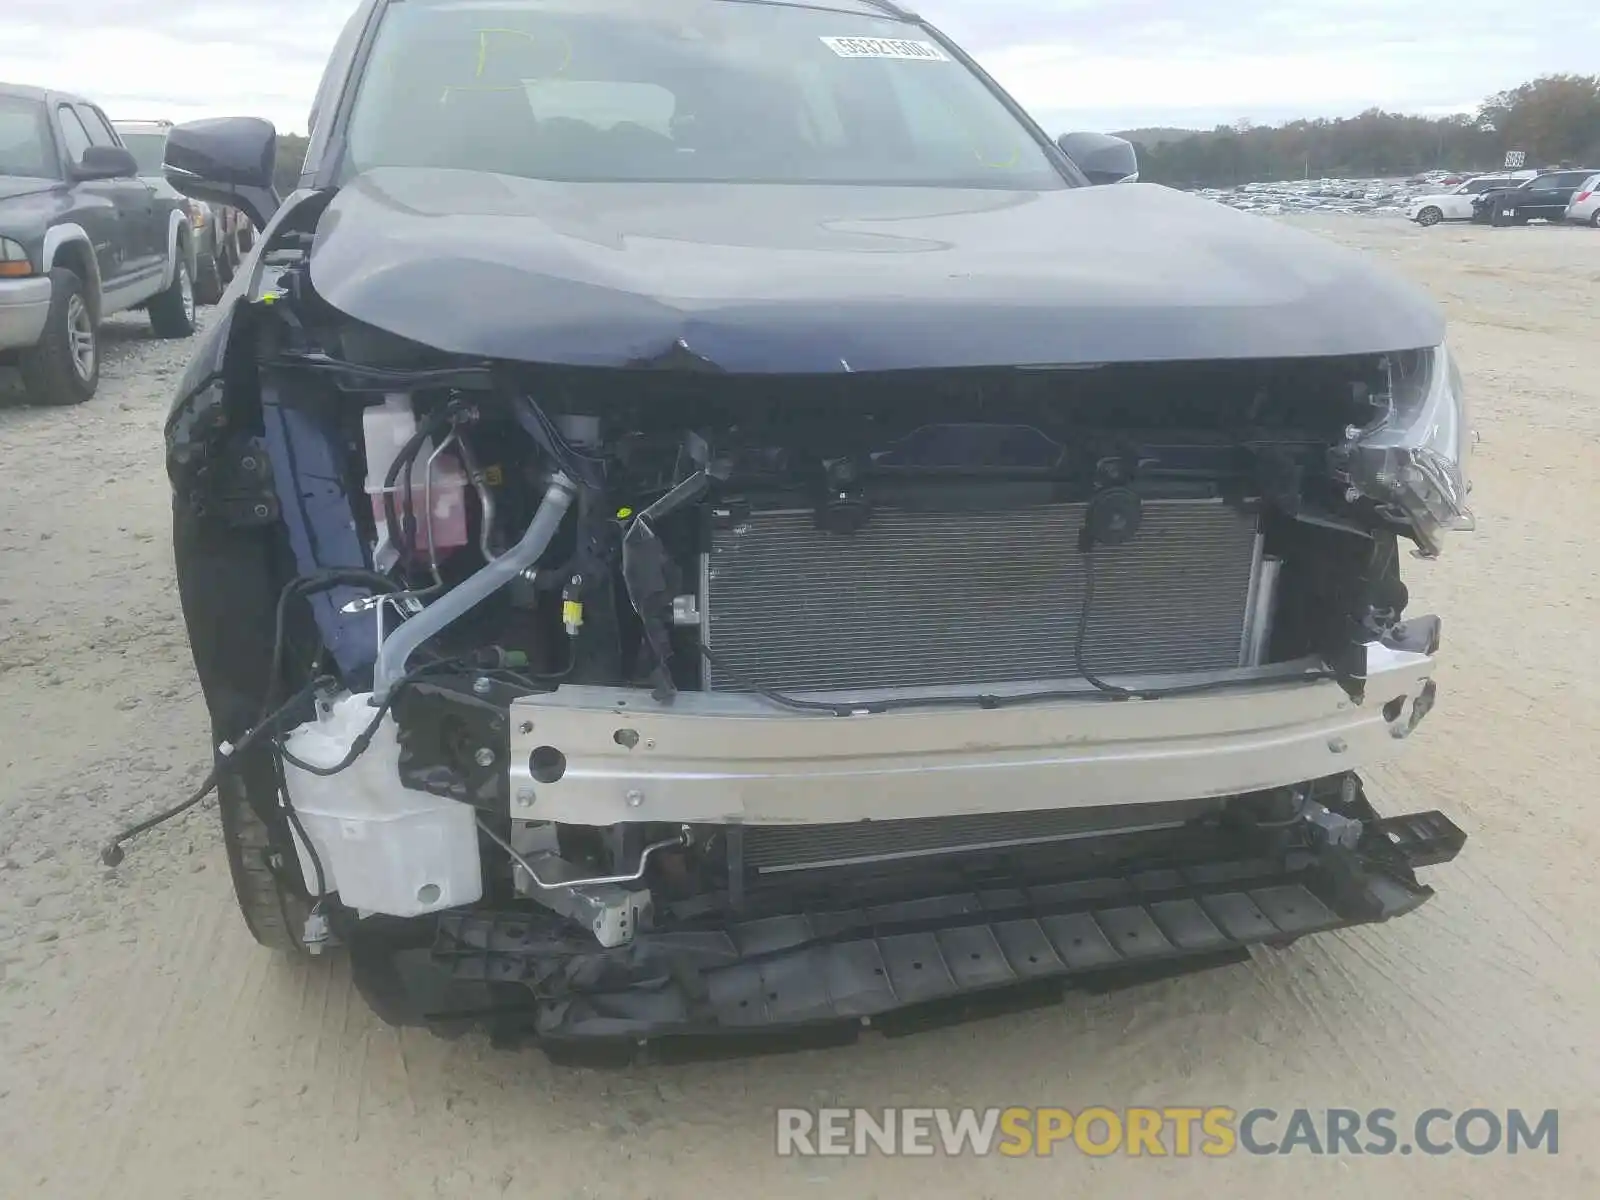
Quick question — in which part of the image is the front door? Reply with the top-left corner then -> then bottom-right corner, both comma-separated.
1514,175 -> 1578,220
51,103 -> 127,289
76,104 -> 164,289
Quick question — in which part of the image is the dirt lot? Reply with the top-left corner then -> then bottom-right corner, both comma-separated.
2,216 -> 1598,1199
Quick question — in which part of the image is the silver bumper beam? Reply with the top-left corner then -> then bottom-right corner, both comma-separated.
507,638 -> 1439,828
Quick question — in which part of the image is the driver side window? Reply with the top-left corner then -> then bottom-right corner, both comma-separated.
56,105 -> 91,163
77,105 -> 120,149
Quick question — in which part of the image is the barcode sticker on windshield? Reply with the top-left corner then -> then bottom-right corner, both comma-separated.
821,36 -> 950,61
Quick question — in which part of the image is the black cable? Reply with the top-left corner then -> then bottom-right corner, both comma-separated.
100,771 -> 221,866
272,743 -> 327,901
104,651 -> 485,866
1071,547 -> 1332,701
695,548 -> 1333,715
261,569 -> 400,725
694,642 -> 1139,716
488,661 -> 572,688
695,644 -> 870,716
275,693 -> 399,778
382,410 -> 450,571
1073,549 -> 1135,699
108,571 -> 400,869
100,677 -> 326,867
1242,796 -> 1313,829
272,659 -> 446,778
509,391 -> 605,490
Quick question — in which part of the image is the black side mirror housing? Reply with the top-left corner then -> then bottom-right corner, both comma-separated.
1056,132 -> 1139,186
72,145 -> 138,181
164,116 -> 281,232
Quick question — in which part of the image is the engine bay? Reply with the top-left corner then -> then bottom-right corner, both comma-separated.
235,296 -> 1427,697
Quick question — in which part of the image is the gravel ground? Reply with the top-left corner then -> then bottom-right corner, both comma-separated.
2,216 -> 1598,1199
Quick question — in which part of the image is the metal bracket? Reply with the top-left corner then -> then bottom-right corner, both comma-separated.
480,819 -> 687,947
513,860 -> 652,949
1370,810 -> 1466,869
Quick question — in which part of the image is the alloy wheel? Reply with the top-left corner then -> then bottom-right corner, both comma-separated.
180,261 -> 195,324
65,293 -> 95,382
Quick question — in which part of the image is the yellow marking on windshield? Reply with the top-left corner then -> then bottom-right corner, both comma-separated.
973,144 -> 1021,170
439,26 -> 573,102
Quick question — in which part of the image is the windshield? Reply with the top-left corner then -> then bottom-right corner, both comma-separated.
118,131 -> 168,176
342,0 -> 1065,189
0,95 -> 54,179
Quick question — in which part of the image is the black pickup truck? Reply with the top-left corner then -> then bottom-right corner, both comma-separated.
0,82 -> 197,405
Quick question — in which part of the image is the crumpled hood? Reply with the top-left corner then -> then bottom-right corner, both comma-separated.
308,167 -> 1445,373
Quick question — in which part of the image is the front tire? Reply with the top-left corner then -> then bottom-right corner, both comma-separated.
148,254 -> 197,338
194,252 -> 224,306
218,771 -> 312,955
17,267 -> 98,406
1416,206 -> 1443,227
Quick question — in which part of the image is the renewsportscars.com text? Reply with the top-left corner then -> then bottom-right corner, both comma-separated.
775,1106 -> 1559,1158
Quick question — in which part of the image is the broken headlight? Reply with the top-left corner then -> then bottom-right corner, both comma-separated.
1335,344 -> 1474,557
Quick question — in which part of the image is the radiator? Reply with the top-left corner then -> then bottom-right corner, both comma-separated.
703,498 -> 1264,693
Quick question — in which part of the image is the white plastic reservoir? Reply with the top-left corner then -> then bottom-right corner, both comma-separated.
280,692 -> 483,918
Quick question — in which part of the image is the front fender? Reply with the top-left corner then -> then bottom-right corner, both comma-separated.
41,223 -> 105,312
162,208 -> 196,288
165,187 -> 333,429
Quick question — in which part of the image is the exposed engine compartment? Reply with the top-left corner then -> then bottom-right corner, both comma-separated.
159,211 -> 1469,1044
233,293 -> 1431,696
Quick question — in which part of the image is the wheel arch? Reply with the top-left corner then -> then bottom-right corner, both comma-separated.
164,209 -> 196,289
41,225 -> 103,322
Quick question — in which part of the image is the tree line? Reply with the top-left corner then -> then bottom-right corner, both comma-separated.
274,133 -> 310,195
1123,74 -> 1600,188
268,73 -> 1600,193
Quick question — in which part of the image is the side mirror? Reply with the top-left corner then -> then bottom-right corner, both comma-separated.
72,145 -> 138,181
163,116 -> 281,232
1056,132 -> 1139,186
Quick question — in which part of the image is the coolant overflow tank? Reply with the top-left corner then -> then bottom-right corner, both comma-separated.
281,693 -> 484,917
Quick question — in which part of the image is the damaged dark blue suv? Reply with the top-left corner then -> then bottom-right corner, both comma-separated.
149,0 -> 1473,1057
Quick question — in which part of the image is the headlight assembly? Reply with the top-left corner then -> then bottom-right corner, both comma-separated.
1333,344 -> 1475,558
0,236 -> 32,277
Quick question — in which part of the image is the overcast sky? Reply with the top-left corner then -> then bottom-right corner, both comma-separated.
2,0 -> 1597,136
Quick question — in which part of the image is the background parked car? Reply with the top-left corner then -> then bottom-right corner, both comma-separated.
1407,174 -> 1524,225
113,118 -> 237,303
1472,169 -> 1600,225
1564,173 -> 1600,226
0,82 -> 196,405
